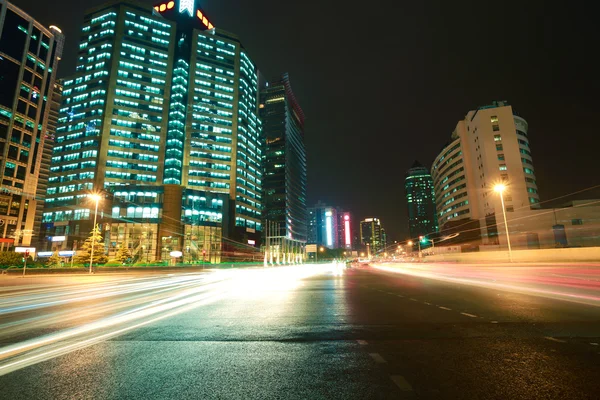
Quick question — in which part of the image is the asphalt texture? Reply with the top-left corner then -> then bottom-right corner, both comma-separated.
0,264 -> 599,399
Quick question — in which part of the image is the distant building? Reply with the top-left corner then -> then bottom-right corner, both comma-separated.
260,73 -> 307,244
359,218 -> 384,255
337,211 -> 352,250
307,201 -> 352,249
0,1 -> 64,249
405,161 -> 438,244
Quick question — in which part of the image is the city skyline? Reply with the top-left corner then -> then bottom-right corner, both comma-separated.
6,0 -> 599,242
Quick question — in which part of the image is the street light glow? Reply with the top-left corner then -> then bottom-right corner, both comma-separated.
89,193 -> 102,202
494,184 -> 506,193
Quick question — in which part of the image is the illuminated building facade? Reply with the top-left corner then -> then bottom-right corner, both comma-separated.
42,0 -> 263,260
432,101 -> 541,247
306,201 -> 352,250
0,0 -> 63,249
33,80 -> 62,248
405,160 -> 438,242
260,73 -> 307,243
359,217 -> 384,255
337,211 -> 352,250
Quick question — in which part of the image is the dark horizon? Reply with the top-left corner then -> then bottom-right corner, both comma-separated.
11,0 -> 599,241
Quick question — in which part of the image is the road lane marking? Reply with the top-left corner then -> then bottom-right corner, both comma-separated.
460,312 -> 478,318
424,302 -> 431,305
357,340 -> 368,345
545,336 -> 566,343
590,343 -> 598,346
491,321 -> 499,324
369,353 -> 386,363
438,306 -> 452,311
409,298 -> 418,302
397,294 -> 404,298
391,375 -> 413,392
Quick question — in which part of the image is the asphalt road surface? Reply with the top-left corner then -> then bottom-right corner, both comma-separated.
1,263 -> 599,399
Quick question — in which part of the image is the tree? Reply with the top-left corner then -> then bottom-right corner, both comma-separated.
114,245 -> 131,265
47,252 -> 63,268
0,251 -> 24,267
74,225 -> 108,265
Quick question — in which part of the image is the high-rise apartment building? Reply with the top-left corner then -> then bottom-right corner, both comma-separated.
43,0 -> 263,259
260,73 -> 307,244
431,101 -> 540,246
0,0 -> 63,249
359,217 -> 384,255
405,160 -> 438,242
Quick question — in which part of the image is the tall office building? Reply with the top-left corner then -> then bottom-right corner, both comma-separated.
405,160 -> 438,242
260,73 -> 307,244
0,0 -> 63,249
359,217 -> 384,255
431,101 -> 540,246
33,80 -> 62,248
43,0 -> 263,259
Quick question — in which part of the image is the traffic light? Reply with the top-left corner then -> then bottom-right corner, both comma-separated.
420,237 -> 427,244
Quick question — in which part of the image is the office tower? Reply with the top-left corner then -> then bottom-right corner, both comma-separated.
359,217 -> 384,255
0,0 -> 63,249
33,80 -> 62,248
260,73 -> 307,244
431,101 -> 540,246
405,160 -> 438,242
43,0 -> 262,260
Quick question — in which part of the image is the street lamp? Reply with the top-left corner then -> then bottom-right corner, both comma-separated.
89,193 -> 102,274
494,184 -> 513,262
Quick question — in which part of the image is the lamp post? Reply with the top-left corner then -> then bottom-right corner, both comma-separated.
494,184 -> 513,262
418,236 -> 423,257
89,193 -> 102,274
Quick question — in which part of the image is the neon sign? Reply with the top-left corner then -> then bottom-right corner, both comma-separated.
179,0 -> 194,16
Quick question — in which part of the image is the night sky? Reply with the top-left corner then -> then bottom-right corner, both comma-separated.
13,0 -> 599,241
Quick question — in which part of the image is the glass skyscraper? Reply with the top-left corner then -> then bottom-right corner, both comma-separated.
405,160 -> 438,242
43,0 -> 262,259
260,73 -> 307,243
0,0 -> 63,249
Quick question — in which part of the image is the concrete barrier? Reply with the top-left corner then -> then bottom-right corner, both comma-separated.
425,247 -> 600,263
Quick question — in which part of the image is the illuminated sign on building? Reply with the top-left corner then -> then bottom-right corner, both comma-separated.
325,211 -> 333,247
153,1 -> 215,29
344,214 -> 351,247
51,236 -> 66,242
15,247 -> 35,254
170,251 -> 183,258
179,0 -> 194,15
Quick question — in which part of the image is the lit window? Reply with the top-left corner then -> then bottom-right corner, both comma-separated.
499,164 -> 507,171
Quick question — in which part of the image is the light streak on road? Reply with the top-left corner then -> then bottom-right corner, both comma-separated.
0,265 -> 337,376
372,263 -> 600,307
